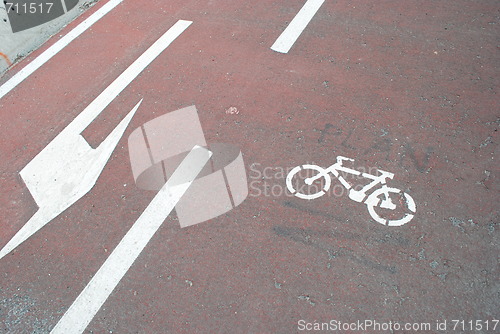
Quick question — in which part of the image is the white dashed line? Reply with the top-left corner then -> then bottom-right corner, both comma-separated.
271,0 -> 325,54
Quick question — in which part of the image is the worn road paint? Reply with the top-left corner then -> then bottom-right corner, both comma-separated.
286,156 -> 416,226
271,0 -> 325,53
50,145 -> 212,334
0,0 -> 124,100
0,20 -> 193,260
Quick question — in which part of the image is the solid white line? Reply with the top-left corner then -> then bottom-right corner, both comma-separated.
51,146 -> 212,334
62,19 -> 193,134
0,0 -> 124,100
271,0 -> 325,53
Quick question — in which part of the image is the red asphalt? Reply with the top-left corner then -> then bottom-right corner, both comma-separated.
0,0 -> 498,333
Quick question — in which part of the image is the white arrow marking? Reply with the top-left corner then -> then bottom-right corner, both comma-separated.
271,0 -> 325,54
50,145 -> 212,334
0,99 -> 142,260
0,20 -> 193,260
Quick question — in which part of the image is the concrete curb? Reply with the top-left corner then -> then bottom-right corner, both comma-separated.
0,0 -> 98,77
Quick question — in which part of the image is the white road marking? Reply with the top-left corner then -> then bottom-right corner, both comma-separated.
271,0 -> 325,53
0,0 -> 124,100
0,100 -> 142,260
0,20 -> 193,260
286,157 -> 417,226
50,146 -> 212,334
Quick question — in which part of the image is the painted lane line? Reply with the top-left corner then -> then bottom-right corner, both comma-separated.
50,146 -> 212,334
0,0 -> 123,100
271,0 -> 325,54
56,19 -> 192,136
0,20 -> 193,260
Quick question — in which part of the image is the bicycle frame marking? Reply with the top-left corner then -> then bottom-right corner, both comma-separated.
286,156 -> 416,226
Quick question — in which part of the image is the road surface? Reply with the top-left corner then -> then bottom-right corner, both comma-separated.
0,0 -> 498,333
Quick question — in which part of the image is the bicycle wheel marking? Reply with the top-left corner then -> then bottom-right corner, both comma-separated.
286,165 -> 330,200
405,193 -> 417,213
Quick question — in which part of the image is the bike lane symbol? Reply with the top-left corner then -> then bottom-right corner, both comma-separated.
286,156 -> 416,226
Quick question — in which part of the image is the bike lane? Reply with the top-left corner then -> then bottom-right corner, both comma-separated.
0,0 -> 498,332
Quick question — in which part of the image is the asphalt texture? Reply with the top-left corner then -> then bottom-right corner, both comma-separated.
0,0 -> 498,333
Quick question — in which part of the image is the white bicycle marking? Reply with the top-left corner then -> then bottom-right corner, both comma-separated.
286,156 -> 416,226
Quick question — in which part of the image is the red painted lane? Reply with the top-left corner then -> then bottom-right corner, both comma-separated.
0,0 -> 498,333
